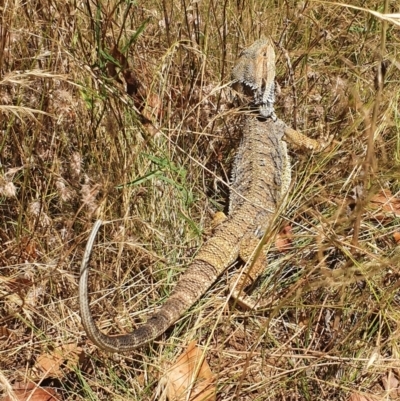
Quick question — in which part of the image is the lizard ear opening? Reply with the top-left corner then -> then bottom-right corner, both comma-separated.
256,115 -> 268,122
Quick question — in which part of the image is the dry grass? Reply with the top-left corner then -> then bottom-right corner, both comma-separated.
1,0 -> 400,400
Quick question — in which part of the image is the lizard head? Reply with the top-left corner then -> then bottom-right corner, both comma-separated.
231,36 -> 276,120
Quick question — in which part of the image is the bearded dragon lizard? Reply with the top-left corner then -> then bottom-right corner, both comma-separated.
79,36 -> 327,352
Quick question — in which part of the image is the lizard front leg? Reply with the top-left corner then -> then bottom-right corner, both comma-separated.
283,126 -> 332,152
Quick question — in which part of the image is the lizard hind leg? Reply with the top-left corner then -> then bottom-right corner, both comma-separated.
229,234 -> 268,310
212,211 -> 269,310
211,211 -> 228,230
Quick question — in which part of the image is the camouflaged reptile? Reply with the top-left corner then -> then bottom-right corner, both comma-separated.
79,37 -> 327,352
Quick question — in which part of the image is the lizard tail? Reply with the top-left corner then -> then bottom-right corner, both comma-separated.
79,220 -> 219,353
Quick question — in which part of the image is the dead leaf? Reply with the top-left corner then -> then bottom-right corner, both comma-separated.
370,189 -> 400,219
164,340 -> 215,401
347,393 -> 376,401
393,232 -> 400,244
0,276 -> 33,294
106,46 -> 128,84
275,225 -> 293,252
0,382 -> 59,401
382,370 -> 400,396
36,343 -> 83,378
0,326 -> 12,340
19,236 -> 39,260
